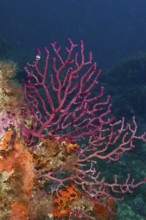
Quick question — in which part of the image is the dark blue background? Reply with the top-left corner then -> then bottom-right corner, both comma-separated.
0,0 -> 146,67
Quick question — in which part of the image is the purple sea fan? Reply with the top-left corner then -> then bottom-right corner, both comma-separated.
22,38 -> 113,143
21,39 -> 146,204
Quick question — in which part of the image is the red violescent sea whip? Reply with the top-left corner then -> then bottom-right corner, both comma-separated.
10,38 -> 146,218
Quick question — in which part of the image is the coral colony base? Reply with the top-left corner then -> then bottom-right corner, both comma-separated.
0,39 -> 146,219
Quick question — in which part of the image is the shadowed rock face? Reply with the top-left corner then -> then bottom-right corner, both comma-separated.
102,53 -> 146,120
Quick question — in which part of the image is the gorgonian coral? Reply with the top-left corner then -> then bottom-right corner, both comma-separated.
0,40 -> 146,220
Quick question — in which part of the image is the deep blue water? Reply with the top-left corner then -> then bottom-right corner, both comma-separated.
0,0 -> 146,67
